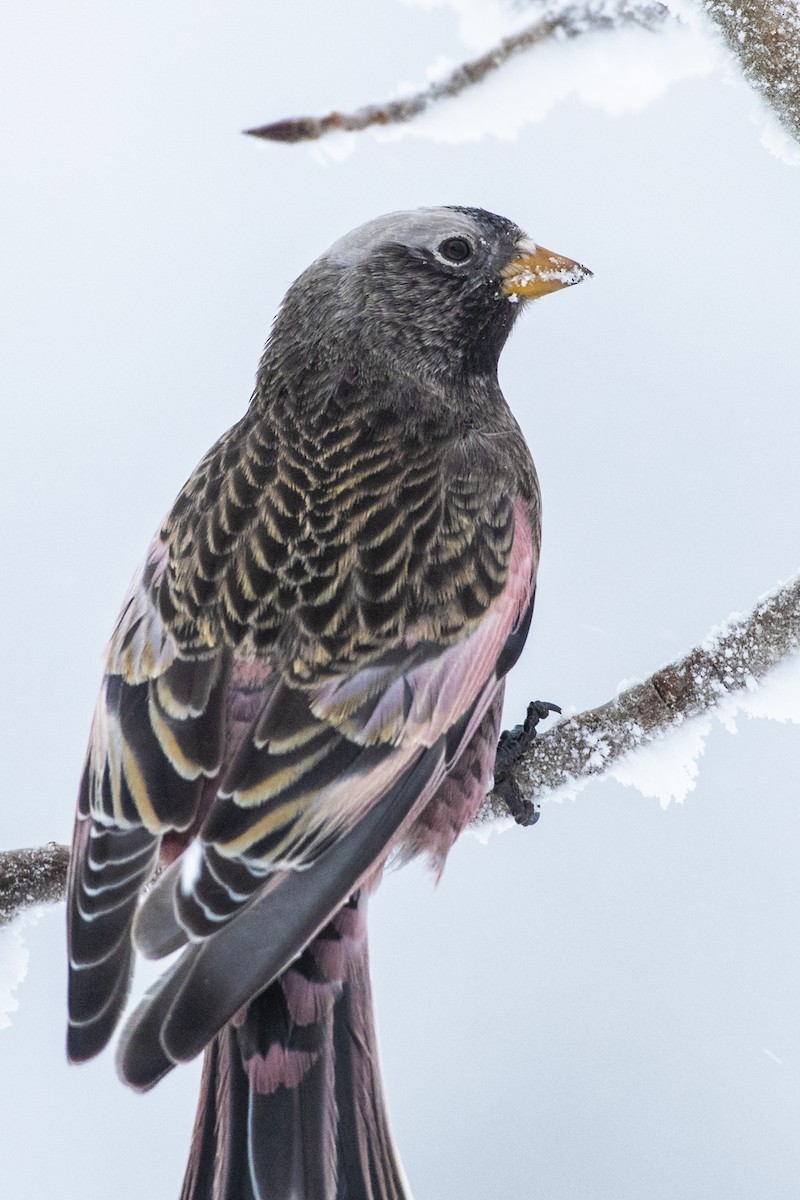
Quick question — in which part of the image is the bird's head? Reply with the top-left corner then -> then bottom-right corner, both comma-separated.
268,206 -> 591,390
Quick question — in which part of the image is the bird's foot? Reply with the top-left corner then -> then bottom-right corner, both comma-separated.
493,700 -> 561,827
495,700 -> 561,772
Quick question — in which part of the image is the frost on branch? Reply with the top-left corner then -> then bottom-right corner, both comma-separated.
478,570 -> 800,821
0,844 -> 71,928
1,918 -> 32,1031
245,2 -> 673,143
0,847 -> 68,1030
244,0 -> 800,156
703,0 -> 800,147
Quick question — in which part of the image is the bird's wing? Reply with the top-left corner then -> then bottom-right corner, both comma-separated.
66,532 -> 235,1063
141,492 -> 536,937
68,379 -> 539,1070
118,497 -> 535,1088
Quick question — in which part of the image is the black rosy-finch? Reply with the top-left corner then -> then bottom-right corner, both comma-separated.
66,207 -> 590,1199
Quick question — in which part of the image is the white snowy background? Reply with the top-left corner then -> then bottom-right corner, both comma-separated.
1,0 -> 799,1196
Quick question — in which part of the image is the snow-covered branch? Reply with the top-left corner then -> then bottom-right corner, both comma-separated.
0,844 -> 70,927
704,0 -> 800,145
245,1 -> 671,143
245,0 -> 800,152
479,570 -> 800,822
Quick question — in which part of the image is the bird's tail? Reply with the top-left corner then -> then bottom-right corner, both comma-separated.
180,892 -> 412,1200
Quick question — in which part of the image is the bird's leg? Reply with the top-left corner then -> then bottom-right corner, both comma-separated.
493,701 -> 561,827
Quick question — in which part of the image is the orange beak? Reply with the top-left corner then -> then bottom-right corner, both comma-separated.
502,240 -> 592,300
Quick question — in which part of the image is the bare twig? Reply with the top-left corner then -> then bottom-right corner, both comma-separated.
245,1 -> 670,143
479,571 -> 800,821
0,843 -> 70,927
2,573 -> 798,922
704,0 -> 800,145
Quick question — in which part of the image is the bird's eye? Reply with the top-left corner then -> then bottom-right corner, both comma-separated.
437,237 -> 473,264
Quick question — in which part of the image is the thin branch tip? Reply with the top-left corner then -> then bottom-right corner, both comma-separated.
245,1 -> 671,146
242,0 -> 798,152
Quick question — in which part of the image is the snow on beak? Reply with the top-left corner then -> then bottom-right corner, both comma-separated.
502,238 -> 593,300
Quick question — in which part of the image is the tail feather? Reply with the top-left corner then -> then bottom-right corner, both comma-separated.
247,1022 -> 336,1200
181,1033 -> 258,1200
180,897 -> 412,1200
181,1038 -> 224,1200
333,946 -> 411,1200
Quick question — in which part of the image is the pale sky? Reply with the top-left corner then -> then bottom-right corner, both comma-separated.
1,2 -> 799,1197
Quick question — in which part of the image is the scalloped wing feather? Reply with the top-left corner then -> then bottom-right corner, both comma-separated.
150,500 -> 534,954
105,534 -> 178,682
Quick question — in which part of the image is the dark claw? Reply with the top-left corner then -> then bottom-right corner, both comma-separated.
493,774 -> 540,826
495,700 -> 561,772
493,699 -> 560,825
